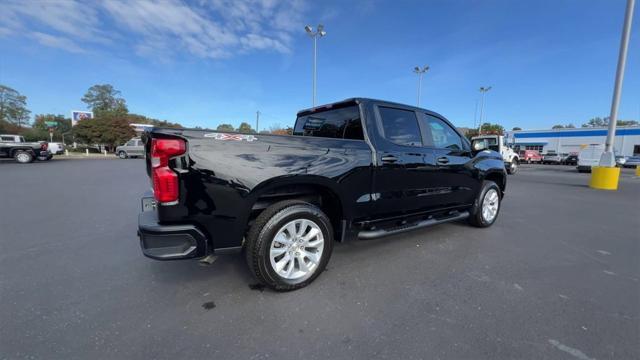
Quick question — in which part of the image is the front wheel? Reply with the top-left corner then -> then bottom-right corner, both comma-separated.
245,200 -> 334,291
468,181 -> 501,228
507,159 -> 519,174
118,151 -> 127,159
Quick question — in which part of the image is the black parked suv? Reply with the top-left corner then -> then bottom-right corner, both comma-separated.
564,154 -> 578,166
137,98 -> 507,291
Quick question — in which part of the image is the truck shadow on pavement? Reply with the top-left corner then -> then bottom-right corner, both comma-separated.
142,221 -> 466,294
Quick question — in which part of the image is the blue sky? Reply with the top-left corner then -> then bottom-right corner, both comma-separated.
0,0 -> 638,131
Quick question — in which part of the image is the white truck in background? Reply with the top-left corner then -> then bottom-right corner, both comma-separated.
471,134 -> 520,174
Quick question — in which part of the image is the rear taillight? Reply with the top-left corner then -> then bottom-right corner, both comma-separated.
151,138 -> 186,204
40,142 -> 48,151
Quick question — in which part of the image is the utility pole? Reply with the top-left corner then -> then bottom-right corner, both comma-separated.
256,111 -> 260,133
305,24 -> 327,107
600,0 -> 635,167
478,86 -> 492,133
413,66 -> 429,107
473,98 -> 479,130
590,0 -> 635,190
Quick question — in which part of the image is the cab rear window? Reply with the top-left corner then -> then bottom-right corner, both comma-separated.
294,105 -> 364,140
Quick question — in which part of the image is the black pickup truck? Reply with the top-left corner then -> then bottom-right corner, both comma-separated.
0,134 -> 52,163
138,98 -> 506,291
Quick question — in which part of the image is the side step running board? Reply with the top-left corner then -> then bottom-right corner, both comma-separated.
358,211 -> 470,240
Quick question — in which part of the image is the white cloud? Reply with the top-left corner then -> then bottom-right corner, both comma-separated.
29,32 -> 87,54
0,0 -> 307,59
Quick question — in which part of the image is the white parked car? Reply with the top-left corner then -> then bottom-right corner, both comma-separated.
577,145 -> 605,172
48,142 -> 65,155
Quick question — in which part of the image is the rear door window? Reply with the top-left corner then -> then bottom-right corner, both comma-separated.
377,107 -> 422,147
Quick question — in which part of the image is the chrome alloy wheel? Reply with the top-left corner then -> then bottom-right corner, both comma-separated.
269,219 -> 325,280
481,189 -> 499,222
16,152 -> 31,163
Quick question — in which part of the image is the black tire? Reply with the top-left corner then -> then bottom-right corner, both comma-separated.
245,200 -> 334,291
507,159 -> 519,175
468,181 -> 501,228
14,150 -> 34,164
118,151 -> 127,159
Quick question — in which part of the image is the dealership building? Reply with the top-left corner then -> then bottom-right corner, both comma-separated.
504,127 -> 640,156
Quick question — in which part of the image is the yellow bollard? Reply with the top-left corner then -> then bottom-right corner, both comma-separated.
589,166 -> 621,190
636,166 -> 640,177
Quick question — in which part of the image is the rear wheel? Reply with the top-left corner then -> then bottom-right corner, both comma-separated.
468,181 -> 501,228
14,150 -> 33,164
245,200 -> 334,291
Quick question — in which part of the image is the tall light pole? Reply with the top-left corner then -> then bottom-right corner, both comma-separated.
256,111 -> 260,133
600,0 -> 635,167
413,65 -> 429,107
305,24 -> 326,107
478,86 -> 492,133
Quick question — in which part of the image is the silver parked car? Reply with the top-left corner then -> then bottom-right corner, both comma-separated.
115,138 -> 144,159
623,156 -> 640,168
542,151 -> 565,164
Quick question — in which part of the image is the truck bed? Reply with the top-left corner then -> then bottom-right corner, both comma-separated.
144,128 -> 373,250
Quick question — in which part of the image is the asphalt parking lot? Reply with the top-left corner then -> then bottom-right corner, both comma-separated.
1,158 -> 639,360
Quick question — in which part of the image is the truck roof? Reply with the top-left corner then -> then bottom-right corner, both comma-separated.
296,98 -> 444,118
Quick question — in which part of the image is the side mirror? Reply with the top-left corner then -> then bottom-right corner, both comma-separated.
472,141 -> 486,151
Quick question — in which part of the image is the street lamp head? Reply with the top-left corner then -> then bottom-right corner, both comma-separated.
318,30 -> 327,37
304,25 -> 313,34
423,65 -> 430,72
414,66 -> 420,73
317,24 -> 324,32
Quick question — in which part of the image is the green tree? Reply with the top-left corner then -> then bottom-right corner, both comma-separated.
582,117 -> 607,128
33,114 -> 73,142
478,122 -> 504,135
237,122 -> 255,133
581,117 -> 637,128
216,123 -> 235,132
512,127 -> 522,131
617,120 -> 638,126
552,124 -> 564,129
81,84 -> 128,117
0,85 -> 31,128
21,127 -> 49,142
72,115 -> 134,151
269,124 -> 293,135
125,113 -> 182,128
465,128 -> 479,140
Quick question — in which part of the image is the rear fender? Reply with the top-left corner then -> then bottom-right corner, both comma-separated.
246,175 -> 346,239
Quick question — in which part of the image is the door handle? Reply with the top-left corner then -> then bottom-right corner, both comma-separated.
437,157 -> 450,164
381,155 -> 398,163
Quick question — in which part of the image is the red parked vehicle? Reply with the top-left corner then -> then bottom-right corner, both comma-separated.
519,150 -> 542,164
